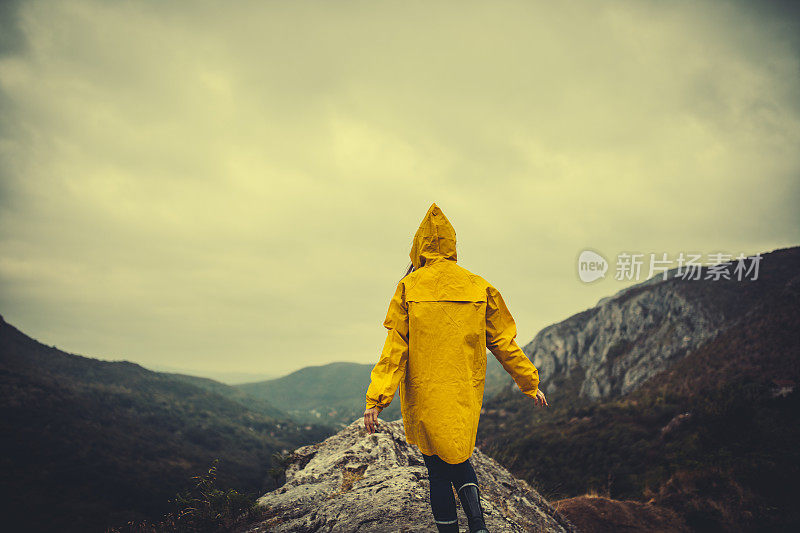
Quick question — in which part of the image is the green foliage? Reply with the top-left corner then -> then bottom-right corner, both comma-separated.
107,460 -> 267,533
482,377 -> 800,530
267,450 -> 292,487
0,315 -> 334,532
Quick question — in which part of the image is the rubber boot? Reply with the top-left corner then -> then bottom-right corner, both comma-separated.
457,483 -> 489,533
434,521 -> 459,533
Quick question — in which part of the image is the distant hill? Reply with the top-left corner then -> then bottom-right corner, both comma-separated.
143,364 -> 281,385
235,356 -> 511,427
478,245 -> 800,531
163,372 -> 289,420
236,362 -> 401,426
0,315 -> 335,533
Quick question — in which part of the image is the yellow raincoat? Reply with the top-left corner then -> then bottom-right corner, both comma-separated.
365,202 -> 540,464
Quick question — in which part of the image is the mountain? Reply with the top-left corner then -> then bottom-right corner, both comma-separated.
520,252 -> 781,401
242,417 -> 577,532
163,371 -> 289,419
478,245 -> 800,531
237,362 -> 396,426
0,315 -> 335,533
5,243 -> 795,531
235,357 -> 512,427
143,363 -> 281,385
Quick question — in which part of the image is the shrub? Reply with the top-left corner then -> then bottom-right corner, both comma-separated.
108,460 -> 266,533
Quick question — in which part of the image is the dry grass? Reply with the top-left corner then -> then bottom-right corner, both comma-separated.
340,465 -> 368,493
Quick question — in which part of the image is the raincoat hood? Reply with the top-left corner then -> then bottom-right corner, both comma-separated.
409,203 -> 457,270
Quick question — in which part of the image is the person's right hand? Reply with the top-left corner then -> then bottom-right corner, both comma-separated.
364,407 -> 380,433
533,389 -> 549,408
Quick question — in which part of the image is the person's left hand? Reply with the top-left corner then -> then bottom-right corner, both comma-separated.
534,389 -> 549,408
364,407 -> 379,433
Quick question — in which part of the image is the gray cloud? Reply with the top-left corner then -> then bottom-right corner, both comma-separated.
0,0 -> 798,380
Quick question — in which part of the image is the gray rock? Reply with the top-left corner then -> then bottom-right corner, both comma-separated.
521,272 -> 725,401
244,417 -> 576,533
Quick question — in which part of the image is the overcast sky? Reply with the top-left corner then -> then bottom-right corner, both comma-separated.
1,0 -> 798,382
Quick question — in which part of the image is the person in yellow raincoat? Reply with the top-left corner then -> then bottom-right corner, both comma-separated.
364,202 -> 548,533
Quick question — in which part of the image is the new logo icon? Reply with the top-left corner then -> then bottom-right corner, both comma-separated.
578,250 -> 608,283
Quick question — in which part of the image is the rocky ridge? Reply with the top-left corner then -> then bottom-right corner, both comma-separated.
520,264 -> 755,400
243,417 -> 576,532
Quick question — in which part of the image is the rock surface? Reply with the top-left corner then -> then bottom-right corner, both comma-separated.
243,417 -> 576,533
521,269 -> 727,401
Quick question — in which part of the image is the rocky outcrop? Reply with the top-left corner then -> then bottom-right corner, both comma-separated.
244,417 -> 576,533
506,262 -> 757,401
523,272 -> 724,400
516,248 -> 800,402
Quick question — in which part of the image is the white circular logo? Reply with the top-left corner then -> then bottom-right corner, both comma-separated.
577,250 -> 608,283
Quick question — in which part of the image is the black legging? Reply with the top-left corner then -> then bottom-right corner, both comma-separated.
421,452 -> 479,526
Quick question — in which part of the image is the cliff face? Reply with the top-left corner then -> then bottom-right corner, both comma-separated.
524,273 -> 724,400
245,418 -> 576,533
518,249 -> 797,402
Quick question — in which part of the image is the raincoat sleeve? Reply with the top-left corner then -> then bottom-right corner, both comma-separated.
486,284 -> 540,400
365,281 -> 410,413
